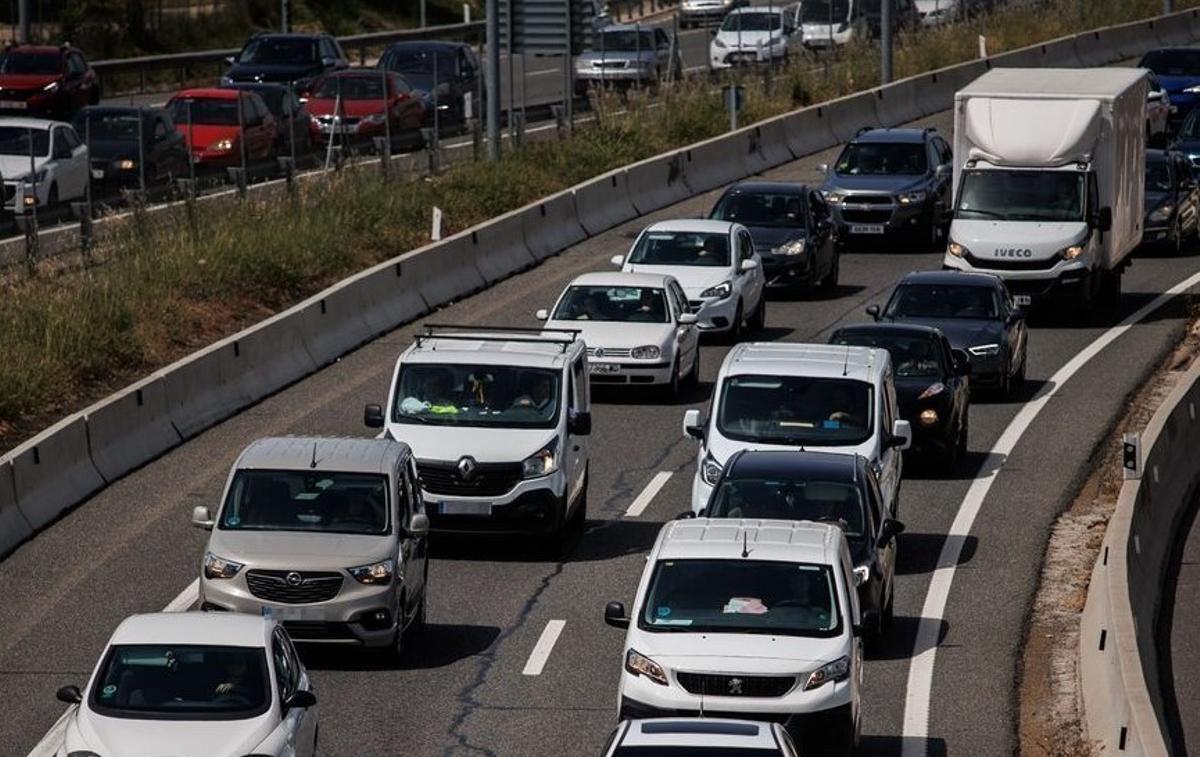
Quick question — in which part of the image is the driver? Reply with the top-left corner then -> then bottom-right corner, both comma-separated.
697,235 -> 726,263
512,374 -> 554,412
826,384 -> 864,428
213,655 -> 252,699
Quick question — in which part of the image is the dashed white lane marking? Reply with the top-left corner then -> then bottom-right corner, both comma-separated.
522,620 -> 567,676
900,271 -> 1200,756
163,578 -> 200,613
625,471 -> 674,517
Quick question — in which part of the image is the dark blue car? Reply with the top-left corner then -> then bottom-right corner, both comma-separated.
220,33 -> 349,92
1142,149 -> 1199,254
1139,48 -> 1200,129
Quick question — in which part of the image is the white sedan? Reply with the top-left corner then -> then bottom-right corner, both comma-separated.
709,7 -> 798,69
613,219 -> 766,339
55,612 -> 318,757
0,117 -> 89,211
537,271 -> 701,394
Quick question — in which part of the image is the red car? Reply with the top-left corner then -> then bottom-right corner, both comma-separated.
0,45 -> 99,118
306,70 -> 425,148
165,88 -> 278,167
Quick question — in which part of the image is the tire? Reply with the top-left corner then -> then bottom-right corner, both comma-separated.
665,355 -> 682,398
999,353 -> 1015,400
882,581 -> 895,630
45,182 -> 58,209
1171,219 -> 1184,256
748,295 -> 766,332
726,301 -> 744,343
1012,351 -> 1027,394
822,250 -> 841,290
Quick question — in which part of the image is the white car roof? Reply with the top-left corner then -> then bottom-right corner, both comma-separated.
619,718 -> 782,749
108,612 -> 273,648
0,116 -> 64,130
403,331 -> 582,369
721,342 -> 889,383
566,271 -> 675,289
643,219 -> 738,235
235,436 -> 409,475
725,5 -> 786,15
654,518 -> 845,565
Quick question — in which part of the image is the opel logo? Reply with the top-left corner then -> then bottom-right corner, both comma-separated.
456,455 -> 478,481
728,677 -> 744,695
285,571 -> 304,587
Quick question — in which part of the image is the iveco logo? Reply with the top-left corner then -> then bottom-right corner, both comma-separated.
728,678 -> 744,695
285,572 -> 304,587
995,248 -> 1033,258
456,455 -> 478,481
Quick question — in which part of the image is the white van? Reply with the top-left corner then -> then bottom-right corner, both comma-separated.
604,518 -> 864,755
682,343 -> 911,515
365,326 -> 591,544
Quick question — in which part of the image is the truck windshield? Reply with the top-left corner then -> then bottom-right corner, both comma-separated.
393,364 -> 561,428
956,169 -> 1085,222
802,0 -> 851,23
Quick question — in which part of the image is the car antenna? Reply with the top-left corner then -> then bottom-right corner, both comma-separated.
741,530 -> 750,559
310,441 -> 319,469
842,344 -> 851,376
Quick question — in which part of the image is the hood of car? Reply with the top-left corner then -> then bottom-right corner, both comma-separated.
307,98 -> 386,118
633,630 -> 850,670
623,263 -> 730,295
546,319 -> 673,350
714,29 -> 781,48
177,123 -> 240,149
207,528 -> 391,566
745,225 -> 807,252
825,173 -> 926,194
880,315 -> 1002,351
705,434 -> 878,471
69,706 -> 276,757
1151,73 -> 1200,95
386,424 -> 558,464
0,73 -> 60,91
0,153 -> 45,179
227,62 -> 320,84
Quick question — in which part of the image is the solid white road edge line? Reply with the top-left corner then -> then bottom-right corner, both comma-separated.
900,271 -> 1200,757
522,620 -> 567,676
626,472 -> 674,518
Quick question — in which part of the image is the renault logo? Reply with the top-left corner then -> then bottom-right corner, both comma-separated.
728,677 -> 744,695
285,572 -> 304,587
456,455 -> 478,481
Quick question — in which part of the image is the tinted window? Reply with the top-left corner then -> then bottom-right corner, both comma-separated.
831,333 -> 942,378
884,283 -> 999,320
802,0 -> 851,21
51,128 -> 70,157
314,75 -> 385,100
382,48 -> 454,78
0,126 -> 49,156
721,12 -> 782,30
238,37 -> 317,65
708,477 -> 868,538
1140,49 -> 1200,76
717,374 -> 874,446
0,51 -> 60,74
393,364 -> 561,428
835,142 -> 927,175
711,190 -> 806,229
629,231 -> 731,267
597,30 -> 655,50
219,470 -> 391,535
1146,160 -> 1172,192
553,285 -> 669,323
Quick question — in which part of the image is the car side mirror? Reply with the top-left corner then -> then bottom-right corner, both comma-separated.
683,408 -> 703,440
408,512 -> 430,538
224,54 -> 236,65
364,403 -> 385,428
321,57 -> 337,67
934,163 -> 948,178
604,601 -> 630,629
877,518 -> 905,547
191,505 -> 214,530
610,254 -> 625,266
284,689 -> 317,710
535,308 -> 550,321
740,258 -> 759,272
568,410 -> 592,436
860,610 -> 879,633
888,419 -> 913,450
676,510 -> 697,520
818,162 -> 830,175
56,685 -> 82,704
1093,206 -> 1113,232
678,312 -> 698,325
951,348 -> 971,377
865,304 -> 881,320
1007,308 -> 1024,325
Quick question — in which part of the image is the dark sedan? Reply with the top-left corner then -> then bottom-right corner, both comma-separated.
829,323 -> 971,473
708,181 -> 838,295
1142,148 -> 1199,254
1139,48 -> 1200,129
698,449 -> 904,637
867,270 -> 1027,399
72,106 -> 188,188
221,33 -> 349,91
378,41 -> 480,131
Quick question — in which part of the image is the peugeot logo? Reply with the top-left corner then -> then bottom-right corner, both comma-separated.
285,571 -> 304,587
995,248 -> 1033,258
456,455 -> 478,481
728,677 -> 744,695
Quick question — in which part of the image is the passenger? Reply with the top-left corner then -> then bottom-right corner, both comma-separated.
826,384 -> 864,428
636,289 -> 667,321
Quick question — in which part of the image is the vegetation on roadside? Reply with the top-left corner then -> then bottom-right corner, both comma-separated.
0,0 -> 1193,447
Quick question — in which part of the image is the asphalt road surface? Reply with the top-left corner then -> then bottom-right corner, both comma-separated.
1164,493 -> 1200,754
6,78 -> 1200,757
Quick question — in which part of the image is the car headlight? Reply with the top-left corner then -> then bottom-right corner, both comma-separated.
897,190 -> 927,205
522,436 -> 560,478
1184,85 -> 1200,94
700,453 -> 724,486
968,343 -> 1000,357
822,190 -> 844,204
699,280 -> 732,299
42,80 -> 60,93
774,239 -> 806,256
625,649 -> 669,685
631,345 -> 661,360
203,551 -> 244,580
917,382 -> 945,400
348,559 -> 394,585
803,656 -> 850,691
919,408 -> 939,426
212,138 -> 234,152
713,38 -> 727,49
947,241 -> 968,258
1061,244 -> 1084,260
219,75 -> 235,86
1149,204 -> 1175,223
117,159 -> 136,171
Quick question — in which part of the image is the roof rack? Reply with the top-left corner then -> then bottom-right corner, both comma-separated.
416,324 -> 581,353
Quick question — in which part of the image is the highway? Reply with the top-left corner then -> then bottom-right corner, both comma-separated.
4,90 -> 1200,756
1163,492 -> 1200,753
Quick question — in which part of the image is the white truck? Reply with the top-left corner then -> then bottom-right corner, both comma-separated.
943,68 -> 1147,312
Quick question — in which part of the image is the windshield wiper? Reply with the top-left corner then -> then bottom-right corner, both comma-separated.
956,207 -> 1007,220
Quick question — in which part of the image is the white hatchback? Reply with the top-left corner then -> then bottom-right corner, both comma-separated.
709,6 -> 799,69
55,612 -> 317,757
538,271 -> 700,394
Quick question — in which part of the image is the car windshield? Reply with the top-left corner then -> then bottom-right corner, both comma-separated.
629,231 -> 731,267
167,97 -> 242,126
831,333 -> 942,378
721,12 -> 782,31
553,285 -> 669,323
1140,49 -> 1200,76
956,169 -> 1085,222
614,748 -> 782,756
885,283 -> 999,320
393,364 -> 561,428
640,559 -> 841,637
313,76 -> 385,100
835,142 -> 927,175
237,37 -> 316,65
90,645 -> 269,719
219,470 -> 390,535
708,478 -> 867,539
597,30 -> 655,50
710,190 -> 805,229
74,113 -> 141,141
802,0 -> 851,23
1146,161 -> 1172,192
382,48 -> 454,77
1180,111 -> 1200,139
717,374 -> 874,446
0,126 -> 49,156
0,52 -> 60,75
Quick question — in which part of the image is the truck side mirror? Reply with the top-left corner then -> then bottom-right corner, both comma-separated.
568,410 -> 592,436
1093,206 -> 1112,232
364,403 -> 384,428
683,408 -> 704,440
604,601 -> 630,629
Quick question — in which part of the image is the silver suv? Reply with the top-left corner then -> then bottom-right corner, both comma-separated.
192,436 -> 430,659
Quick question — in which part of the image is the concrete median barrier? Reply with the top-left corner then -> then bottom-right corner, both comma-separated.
1157,9 -> 1198,46
684,132 -> 751,195
0,460 -> 31,559
1103,19 -> 1161,61
779,105 -> 839,158
8,415 -> 105,532
402,233 -> 489,309
745,120 -> 792,172
83,375 -> 183,484
523,190 -> 587,261
573,169 -> 638,236
873,79 -> 921,127
626,151 -> 691,215
823,91 -> 882,144
454,212 -> 537,285
1074,29 -> 1115,67
1037,36 -> 1084,67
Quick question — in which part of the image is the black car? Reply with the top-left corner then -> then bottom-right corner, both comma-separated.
72,105 -> 188,188
867,270 -> 1027,398
864,0 -> 918,37
1142,148 -> 1200,254
221,33 -> 349,91
708,181 -> 838,295
829,323 -> 971,473
220,81 -> 315,156
699,449 -> 904,637
819,127 -> 953,250
1138,48 -> 1200,129
378,41 -> 480,130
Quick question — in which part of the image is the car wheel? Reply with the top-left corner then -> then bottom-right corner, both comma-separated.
1012,351 -> 1027,394
726,301 -> 744,343
939,421 -> 961,477
999,354 -> 1014,400
882,582 -> 895,629
822,250 -> 841,290
956,411 -> 969,460
927,208 -> 941,251
665,354 -> 682,398
748,296 -> 766,332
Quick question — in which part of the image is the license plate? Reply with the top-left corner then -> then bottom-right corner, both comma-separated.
0,100 -> 26,110
271,605 -> 326,620
91,169 -> 104,180
850,224 -> 885,235
440,501 -> 492,516
1013,294 -> 1032,306
589,362 -> 621,374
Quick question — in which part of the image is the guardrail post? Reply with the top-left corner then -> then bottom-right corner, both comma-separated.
513,111 -> 524,148
551,105 -> 564,139
421,128 -> 439,174
471,117 -> 482,160
227,167 -> 247,197
277,157 -> 295,190
71,202 -> 93,262
373,137 -> 390,179
16,208 -> 38,277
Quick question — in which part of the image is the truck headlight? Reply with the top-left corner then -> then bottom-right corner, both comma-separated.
1148,204 -> 1175,223
522,437 -> 560,478
803,656 -> 850,690
699,280 -> 732,299
631,345 -> 661,360
774,239 -> 806,256
701,453 -> 724,486
203,551 -> 244,580
348,559 -> 394,585
625,649 -> 669,685
897,190 -> 927,205
947,241 -> 968,258
1061,244 -> 1084,260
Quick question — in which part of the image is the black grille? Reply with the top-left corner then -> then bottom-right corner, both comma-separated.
418,460 -> 523,497
963,250 -> 1059,271
676,672 -> 796,698
845,194 -> 893,205
246,569 -> 343,604
281,621 -> 356,641
842,209 -> 892,224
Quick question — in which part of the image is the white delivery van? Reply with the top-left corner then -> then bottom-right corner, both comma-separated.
943,68 -> 1147,312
